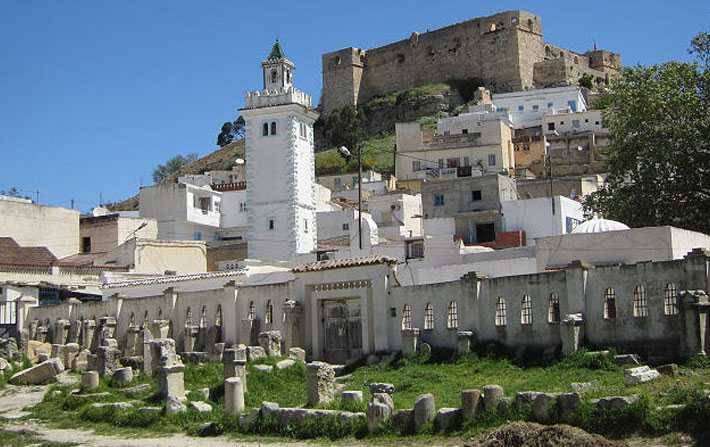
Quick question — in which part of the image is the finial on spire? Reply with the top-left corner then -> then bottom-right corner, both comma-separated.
267,39 -> 285,61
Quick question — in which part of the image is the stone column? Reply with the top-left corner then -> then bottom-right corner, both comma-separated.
54,319 -> 70,345
457,331 -> 473,356
157,363 -> 186,400
68,320 -> 82,345
306,361 -> 335,407
96,338 -> 121,377
97,316 -> 117,343
142,326 -> 154,375
681,291 -> 710,356
223,347 -> 248,392
282,300 -> 304,352
560,313 -> 585,357
224,377 -> 245,416
401,328 -> 419,357
37,325 -> 48,343
81,320 -> 96,351
150,320 -> 171,339
28,320 -> 39,341
124,324 -> 141,357
257,330 -> 282,357
183,325 -> 199,353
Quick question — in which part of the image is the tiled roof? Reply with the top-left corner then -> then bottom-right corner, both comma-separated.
103,269 -> 247,289
55,253 -> 128,270
292,256 -> 397,273
0,238 -> 56,267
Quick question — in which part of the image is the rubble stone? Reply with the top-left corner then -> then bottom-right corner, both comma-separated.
341,390 -> 363,404
247,346 -> 266,361
461,389 -> 481,419
224,377 -> 245,416
288,347 -> 306,362
165,396 -> 186,414
369,382 -> 395,394
532,393 -> 558,423
367,400 -> 391,433
414,393 -> 436,430
657,363 -> 680,376
257,331 -> 282,357
592,395 -> 640,411
392,408 -> 415,435
482,385 -> 504,413
81,370 -> 99,391
435,407 -> 462,432
624,366 -> 660,385
189,401 -> 213,413
306,361 -> 335,407
275,359 -> 295,370
9,358 -> 64,385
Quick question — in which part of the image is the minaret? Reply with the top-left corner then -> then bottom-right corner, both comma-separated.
240,41 -> 319,262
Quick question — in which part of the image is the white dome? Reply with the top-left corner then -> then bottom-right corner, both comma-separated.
572,215 -> 629,234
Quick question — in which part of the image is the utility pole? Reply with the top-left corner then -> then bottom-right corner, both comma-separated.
70,199 -> 74,209
357,142 -> 362,251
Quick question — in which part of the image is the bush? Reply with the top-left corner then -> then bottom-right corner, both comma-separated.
685,353 -> 710,369
576,395 -> 651,437
113,408 -> 161,428
557,349 -> 619,371
80,404 -> 116,423
248,413 -> 367,440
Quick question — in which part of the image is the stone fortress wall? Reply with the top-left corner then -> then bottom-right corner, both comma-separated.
320,10 -> 621,116
20,249 -> 710,365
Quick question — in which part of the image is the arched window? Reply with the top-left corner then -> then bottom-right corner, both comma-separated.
401,304 -> 412,330
548,293 -> 560,323
270,121 -> 277,135
265,300 -> 273,325
270,69 -> 277,83
633,285 -> 648,318
185,306 -> 192,325
215,305 -> 223,326
521,295 -> 533,325
424,303 -> 434,330
447,301 -> 458,329
262,123 -> 269,136
248,301 -> 256,321
664,283 -> 679,316
603,288 -> 616,319
495,297 -> 507,327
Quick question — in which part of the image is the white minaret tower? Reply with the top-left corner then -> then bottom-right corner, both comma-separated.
240,40 -> 319,262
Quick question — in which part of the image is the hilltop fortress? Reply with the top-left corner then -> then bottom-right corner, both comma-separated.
320,10 -> 620,115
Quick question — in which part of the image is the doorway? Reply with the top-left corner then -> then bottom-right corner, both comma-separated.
322,299 -> 363,364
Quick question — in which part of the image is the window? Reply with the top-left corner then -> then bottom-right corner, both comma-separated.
532,105 -> 539,111
268,218 -> 275,230
248,301 -> 256,321
239,202 -> 247,212
214,200 -> 221,213
304,219 -> 309,233
447,301 -> 459,329
567,100 -> 577,112
401,304 -> 412,330
270,121 -> 277,135
488,154 -> 496,166
438,159 -> 444,169
547,102 -> 553,108
434,194 -> 445,206
299,122 -> 307,138
518,105 -> 524,111
424,303 -> 434,330
633,285 -> 648,318
521,295 -> 533,325
263,123 -> 269,136
198,197 -> 211,213
193,231 -> 202,241
664,283 -> 679,316
476,223 -> 496,243
603,288 -> 616,319
412,160 -> 421,171
495,297 -> 507,327
270,69 -> 277,83
462,128 -> 468,134
572,120 -> 580,128
548,122 -> 555,131
342,223 -> 349,231
463,156 -> 470,167
447,158 -> 460,168
265,300 -> 273,325
548,293 -> 561,323
407,240 -> 424,259
81,237 -> 91,254
471,190 -> 482,201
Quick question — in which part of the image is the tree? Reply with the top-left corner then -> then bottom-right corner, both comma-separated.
584,33 -> 710,234
0,187 -> 30,200
690,31 -> 710,69
152,153 -> 199,184
216,116 -> 245,147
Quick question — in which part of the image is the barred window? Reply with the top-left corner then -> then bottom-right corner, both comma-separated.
548,293 -> 561,323
521,294 -> 533,325
401,304 -> 413,330
664,283 -> 679,316
248,301 -> 256,321
495,297 -> 507,327
447,301 -> 459,329
265,300 -> 273,325
633,285 -> 648,318
424,303 -> 434,330
603,288 -> 616,319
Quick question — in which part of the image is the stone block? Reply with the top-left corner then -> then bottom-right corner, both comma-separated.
71,349 -> 90,372
592,395 -> 640,411
435,407 -> 462,432
275,359 -> 295,370
557,392 -> 581,422
81,370 -> 99,391
189,401 -> 213,413
614,354 -> 641,366
457,331 -> 473,356
122,384 -> 151,396
461,389 -> 481,419
165,396 -> 186,414
224,377 -> 245,416
157,364 -> 186,401
62,343 -> 80,371
239,408 -> 259,431
26,340 -> 52,363
570,381 -> 599,393
657,363 -> 680,376
247,346 -> 266,361
91,402 -> 133,411
369,382 -> 395,394
392,408 -> 415,435
113,367 -> 133,386
37,353 -> 50,363
482,385 -> 504,413
257,331 -> 282,357
367,400 -> 391,433
288,347 -> 306,362
10,358 -> 64,385
372,392 -> 394,413
624,366 -> 660,385
306,361 -> 335,407
253,364 -> 273,373
532,393 -> 558,423
341,390 -> 363,404
413,393 -> 435,430
401,328 -> 419,357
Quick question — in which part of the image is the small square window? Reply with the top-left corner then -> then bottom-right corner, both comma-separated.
548,122 -> 555,131
547,102 -> 553,108
488,154 -> 496,166
304,219 -> 309,233
518,105 -> 524,111
532,105 -> 539,111
268,219 -> 275,230
434,194 -> 445,206
472,190 -> 482,201
462,128 -> 468,134
342,223 -> 349,231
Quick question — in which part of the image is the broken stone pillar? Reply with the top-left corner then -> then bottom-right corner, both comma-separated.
67,320 -> 81,344
461,389 -> 481,420
123,324 -> 141,357
29,320 -> 39,341
239,318 -> 259,346
306,361 -> 335,407
81,370 -> 99,391
157,363 -> 186,400
681,290 -> 710,356
257,330 -> 282,357
142,326 -> 154,375
150,338 -> 178,375
150,320 -> 171,339
561,313 -> 585,357
62,343 -> 80,369
53,319 -> 70,345
224,376 -> 245,416
281,299 -> 304,352
401,328 -> 419,357
457,331 -> 473,356
97,316 -> 117,347
81,319 -> 96,351
183,325 -> 199,353
223,347 -> 247,392
96,338 -> 121,377
37,324 -> 48,343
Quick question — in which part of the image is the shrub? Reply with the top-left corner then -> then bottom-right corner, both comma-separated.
248,412 -> 366,440
80,404 -> 116,423
112,408 -> 161,428
577,395 -> 651,437
685,353 -> 710,369
557,349 -> 619,371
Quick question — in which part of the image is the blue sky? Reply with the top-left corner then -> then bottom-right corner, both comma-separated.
1,1 -> 708,211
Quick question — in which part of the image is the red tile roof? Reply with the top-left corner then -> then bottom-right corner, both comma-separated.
0,238 -> 56,267
292,256 -> 397,273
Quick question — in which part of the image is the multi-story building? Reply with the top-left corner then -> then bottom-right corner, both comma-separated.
544,109 -> 610,177
79,212 -> 158,254
317,170 -> 382,193
421,174 -> 518,245
493,86 -> 588,129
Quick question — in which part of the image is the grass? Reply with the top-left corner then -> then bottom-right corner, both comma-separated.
315,133 -> 396,176
0,428 -> 77,447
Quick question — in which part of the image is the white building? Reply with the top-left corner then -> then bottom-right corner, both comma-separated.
501,196 -> 584,245
240,41 -> 319,262
543,109 -> 604,135
493,86 -> 588,129
139,182 -> 222,241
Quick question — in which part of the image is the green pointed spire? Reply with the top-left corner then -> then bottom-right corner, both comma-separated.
267,39 -> 285,61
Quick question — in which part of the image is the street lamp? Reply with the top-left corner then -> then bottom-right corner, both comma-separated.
338,145 -> 363,250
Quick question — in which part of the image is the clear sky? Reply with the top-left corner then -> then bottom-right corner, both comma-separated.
1,1 -> 708,211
